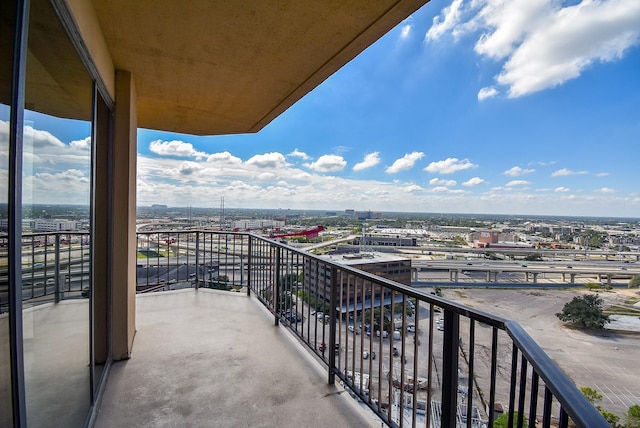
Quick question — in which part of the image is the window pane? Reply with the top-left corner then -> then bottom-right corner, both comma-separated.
23,0 -> 93,425
0,0 -> 17,423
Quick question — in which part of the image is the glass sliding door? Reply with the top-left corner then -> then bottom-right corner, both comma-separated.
22,0 -> 94,425
0,0 -> 18,425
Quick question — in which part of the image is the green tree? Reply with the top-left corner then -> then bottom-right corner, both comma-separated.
280,273 -> 298,292
580,386 -> 624,427
392,302 -> 414,318
556,295 -> 610,329
629,275 -> 640,289
363,307 -> 391,333
598,409 -> 619,427
580,387 -> 603,404
626,405 -> 640,428
493,412 -> 527,428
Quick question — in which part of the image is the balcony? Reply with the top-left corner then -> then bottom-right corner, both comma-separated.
93,288 -> 375,427
4,230 -> 609,427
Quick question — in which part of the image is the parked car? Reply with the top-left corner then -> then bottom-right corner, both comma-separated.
363,350 -> 376,360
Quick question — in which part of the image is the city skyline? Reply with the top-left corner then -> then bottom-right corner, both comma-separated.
6,0 -> 640,217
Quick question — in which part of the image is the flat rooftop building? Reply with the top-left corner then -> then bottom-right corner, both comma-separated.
304,252 -> 412,316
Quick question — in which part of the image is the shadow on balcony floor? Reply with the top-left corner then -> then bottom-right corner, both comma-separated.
94,289 -> 376,427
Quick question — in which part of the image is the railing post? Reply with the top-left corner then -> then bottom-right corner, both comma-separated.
54,233 -> 61,303
195,231 -> 200,289
274,246 -> 281,326
441,310 -> 460,427
328,266 -> 337,385
246,235 -> 252,296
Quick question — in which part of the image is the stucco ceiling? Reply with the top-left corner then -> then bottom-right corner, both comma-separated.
90,0 -> 429,136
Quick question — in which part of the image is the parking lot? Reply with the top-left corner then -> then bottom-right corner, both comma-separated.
441,286 -> 640,418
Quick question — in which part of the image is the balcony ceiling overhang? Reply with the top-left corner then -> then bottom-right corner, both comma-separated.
90,0 -> 429,136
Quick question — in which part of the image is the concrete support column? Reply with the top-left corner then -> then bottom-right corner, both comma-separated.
570,273 -> 576,284
111,70 -> 137,360
486,271 -> 491,282
494,271 -> 500,282
532,273 -> 539,283
525,272 -> 530,282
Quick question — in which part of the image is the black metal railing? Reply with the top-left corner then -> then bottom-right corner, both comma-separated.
6,230 -> 606,427
0,232 -> 91,313
133,229 -> 607,428
134,230 -> 249,293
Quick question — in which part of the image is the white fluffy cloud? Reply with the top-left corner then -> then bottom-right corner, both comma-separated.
149,140 -> 207,159
427,0 -> 640,97
304,155 -> 347,172
429,177 -> 457,187
206,151 -> 242,164
506,180 -> 531,187
463,177 -> 485,186
403,183 -> 425,192
353,152 -> 381,171
555,187 -> 571,192
551,168 -> 589,177
401,22 -> 412,40
246,152 -> 288,169
504,166 -> 535,177
177,161 -> 203,176
385,152 -> 425,173
24,125 -> 66,150
288,148 -> 310,160
23,169 -> 90,204
69,136 -> 91,151
478,86 -> 498,100
424,157 -> 476,174
425,0 -> 464,42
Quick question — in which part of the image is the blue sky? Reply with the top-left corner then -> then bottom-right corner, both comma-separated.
6,0 -> 640,217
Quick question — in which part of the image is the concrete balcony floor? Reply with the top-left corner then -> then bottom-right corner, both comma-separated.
94,289 -> 376,428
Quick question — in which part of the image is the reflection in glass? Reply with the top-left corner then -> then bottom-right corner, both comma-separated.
22,0 -> 93,425
1,0 -> 17,424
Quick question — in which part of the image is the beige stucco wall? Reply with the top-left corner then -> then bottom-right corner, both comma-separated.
65,0 -> 115,100
111,70 -> 137,359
